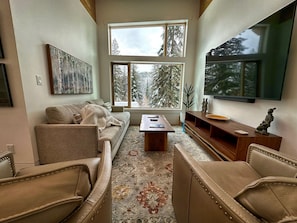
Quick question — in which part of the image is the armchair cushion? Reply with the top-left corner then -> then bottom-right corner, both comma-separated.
235,176 -> 297,223
0,164 -> 92,223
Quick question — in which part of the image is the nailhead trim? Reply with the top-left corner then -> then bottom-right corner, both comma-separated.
248,146 -> 297,169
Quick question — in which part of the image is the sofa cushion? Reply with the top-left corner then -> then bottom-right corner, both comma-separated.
112,111 -> 130,125
46,103 -> 88,124
0,164 -> 92,223
235,176 -> 297,223
86,98 -> 104,106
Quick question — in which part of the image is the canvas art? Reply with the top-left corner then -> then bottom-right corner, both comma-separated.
46,44 -> 93,95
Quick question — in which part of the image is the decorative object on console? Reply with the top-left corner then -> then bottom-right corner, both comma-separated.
255,107 -> 276,135
205,113 -> 230,121
46,44 -> 93,95
201,98 -> 208,113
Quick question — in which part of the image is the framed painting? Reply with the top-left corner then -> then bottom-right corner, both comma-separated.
46,44 -> 93,95
0,64 -> 13,107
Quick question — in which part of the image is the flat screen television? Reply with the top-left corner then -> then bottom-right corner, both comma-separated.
204,1 -> 296,102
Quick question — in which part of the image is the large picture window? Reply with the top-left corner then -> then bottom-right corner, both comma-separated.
109,20 -> 187,109
112,63 -> 183,109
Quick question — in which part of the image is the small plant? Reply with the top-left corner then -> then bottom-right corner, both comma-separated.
183,83 -> 194,110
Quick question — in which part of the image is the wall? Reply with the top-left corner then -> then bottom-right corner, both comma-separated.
0,0 -> 99,169
96,0 -> 200,125
195,0 -> 297,157
0,0 -> 33,169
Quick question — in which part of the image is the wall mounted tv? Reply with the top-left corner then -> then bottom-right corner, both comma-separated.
204,1 -> 296,103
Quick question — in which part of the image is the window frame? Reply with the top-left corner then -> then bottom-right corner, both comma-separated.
108,20 -> 188,110
108,20 -> 188,57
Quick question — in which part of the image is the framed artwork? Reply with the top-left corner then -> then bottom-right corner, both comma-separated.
0,39 -> 4,58
0,64 -> 13,107
46,44 -> 93,95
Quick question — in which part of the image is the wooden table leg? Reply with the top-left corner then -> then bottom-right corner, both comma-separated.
144,132 -> 168,151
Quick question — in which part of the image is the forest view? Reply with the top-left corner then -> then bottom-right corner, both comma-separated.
111,23 -> 185,109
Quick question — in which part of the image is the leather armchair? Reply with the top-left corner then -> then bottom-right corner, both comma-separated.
0,141 -> 112,223
172,143 -> 297,223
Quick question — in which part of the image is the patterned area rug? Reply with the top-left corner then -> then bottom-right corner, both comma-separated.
112,125 -> 213,223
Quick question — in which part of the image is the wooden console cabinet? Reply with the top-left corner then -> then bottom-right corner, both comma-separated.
185,111 -> 282,161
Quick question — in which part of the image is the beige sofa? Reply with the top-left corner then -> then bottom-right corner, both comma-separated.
0,141 -> 112,223
35,99 -> 130,164
172,143 -> 297,223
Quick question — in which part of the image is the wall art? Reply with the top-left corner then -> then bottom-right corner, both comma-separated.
46,44 -> 93,95
0,64 -> 13,107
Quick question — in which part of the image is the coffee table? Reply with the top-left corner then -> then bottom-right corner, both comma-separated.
139,114 -> 175,151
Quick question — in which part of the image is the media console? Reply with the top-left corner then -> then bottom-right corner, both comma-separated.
185,111 -> 282,161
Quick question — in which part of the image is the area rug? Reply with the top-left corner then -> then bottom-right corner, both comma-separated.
111,125 -> 213,223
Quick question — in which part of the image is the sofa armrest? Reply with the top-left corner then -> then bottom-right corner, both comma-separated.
173,144 -> 259,223
35,124 -> 99,164
246,143 -> 297,177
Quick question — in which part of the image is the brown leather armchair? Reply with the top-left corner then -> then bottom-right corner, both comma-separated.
172,143 -> 297,223
0,141 -> 112,223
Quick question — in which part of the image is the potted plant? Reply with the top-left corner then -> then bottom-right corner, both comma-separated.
181,83 -> 194,131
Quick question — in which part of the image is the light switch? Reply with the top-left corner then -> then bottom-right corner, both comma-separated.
35,75 -> 42,86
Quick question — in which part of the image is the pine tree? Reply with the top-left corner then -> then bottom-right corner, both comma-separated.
131,65 -> 143,106
150,25 -> 184,108
112,39 -> 127,102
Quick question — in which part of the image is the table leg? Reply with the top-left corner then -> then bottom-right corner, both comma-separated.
144,132 -> 168,151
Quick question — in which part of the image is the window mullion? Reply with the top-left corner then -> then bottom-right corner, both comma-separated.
163,24 -> 168,57
128,63 -> 131,108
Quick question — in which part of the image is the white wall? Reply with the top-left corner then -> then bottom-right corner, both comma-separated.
1,0 -> 99,168
0,0 -> 33,169
195,0 -> 297,157
96,0 -> 200,125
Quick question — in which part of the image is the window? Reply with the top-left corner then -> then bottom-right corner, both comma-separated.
112,63 -> 183,109
109,20 -> 187,109
109,22 -> 186,57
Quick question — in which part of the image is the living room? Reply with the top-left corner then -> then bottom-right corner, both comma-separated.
0,0 -> 297,171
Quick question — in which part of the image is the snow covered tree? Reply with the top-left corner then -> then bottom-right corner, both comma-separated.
112,39 -> 127,103
131,65 -> 143,106
150,25 -> 184,108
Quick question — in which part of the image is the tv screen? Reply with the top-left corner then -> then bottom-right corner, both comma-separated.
204,1 -> 296,102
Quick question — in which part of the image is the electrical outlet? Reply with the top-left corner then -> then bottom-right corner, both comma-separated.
6,144 -> 15,153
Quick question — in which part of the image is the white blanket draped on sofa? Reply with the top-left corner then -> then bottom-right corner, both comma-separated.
80,104 -> 122,132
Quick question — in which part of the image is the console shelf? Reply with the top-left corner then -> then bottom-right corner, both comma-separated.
185,111 -> 282,161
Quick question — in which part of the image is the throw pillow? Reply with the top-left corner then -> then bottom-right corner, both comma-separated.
102,102 -> 112,112
0,164 -> 92,223
0,156 -> 14,179
235,176 -> 297,223
73,113 -> 82,124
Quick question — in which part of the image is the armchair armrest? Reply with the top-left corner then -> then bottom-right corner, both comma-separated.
0,152 -> 15,178
35,124 -> 99,164
173,144 -> 259,223
247,143 -> 297,177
